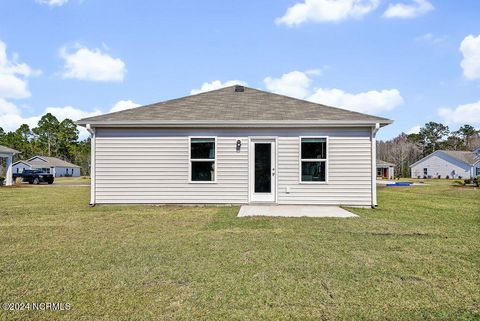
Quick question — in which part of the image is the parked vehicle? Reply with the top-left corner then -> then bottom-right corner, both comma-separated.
13,169 -> 54,184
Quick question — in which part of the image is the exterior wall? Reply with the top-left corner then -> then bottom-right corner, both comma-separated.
53,167 -> 81,177
410,152 -> 471,179
13,162 -> 30,174
93,127 -> 373,206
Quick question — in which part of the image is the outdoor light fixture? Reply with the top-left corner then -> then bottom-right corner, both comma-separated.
236,140 -> 241,150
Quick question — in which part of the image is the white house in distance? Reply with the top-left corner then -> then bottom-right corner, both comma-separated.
13,156 -> 81,177
410,148 -> 480,179
77,85 -> 392,208
0,145 -> 19,186
376,160 -> 395,179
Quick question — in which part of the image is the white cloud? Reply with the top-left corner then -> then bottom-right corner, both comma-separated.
460,35 -> 480,81
275,0 -> 380,26
264,70 -> 313,98
109,100 -> 141,113
0,100 -> 101,138
407,125 -> 421,134
36,0 -> 68,7
0,74 -> 31,99
190,80 -> 247,95
0,40 -> 40,99
60,45 -> 126,82
45,106 -> 101,122
416,33 -> 446,45
308,88 -> 404,113
383,0 -> 434,19
438,101 -> 480,125
262,69 -> 403,113
0,98 -> 20,115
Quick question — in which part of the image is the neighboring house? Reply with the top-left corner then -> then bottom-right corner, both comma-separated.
410,149 -> 480,179
0,145 -> 20,186
13,156 -> 81,177
77,85 -> 392,207
377,160 -> 395,179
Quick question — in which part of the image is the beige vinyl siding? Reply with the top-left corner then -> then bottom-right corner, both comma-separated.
94,128 -> 372,205
95,132 -> 248,203
277,136 -> 372,206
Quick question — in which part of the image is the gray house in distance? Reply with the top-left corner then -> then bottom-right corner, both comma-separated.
410,148 -> 480,179
77,85 -> 392,207
13,156 -> 81,177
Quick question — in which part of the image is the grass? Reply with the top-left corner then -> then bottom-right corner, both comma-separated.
51,176 -> 91,185
0,183 -> 478,320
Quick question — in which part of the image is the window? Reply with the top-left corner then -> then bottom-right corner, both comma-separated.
476,167 -> 480,176
423,168 -> 428,175
377,168 -> 382,177
190,138 -> 216,182
300,137 -> 327,182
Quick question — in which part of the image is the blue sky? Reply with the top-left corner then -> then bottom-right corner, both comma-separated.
0,0 -> 479,140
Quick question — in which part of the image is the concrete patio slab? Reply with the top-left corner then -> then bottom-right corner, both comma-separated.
238,205 -> 358,218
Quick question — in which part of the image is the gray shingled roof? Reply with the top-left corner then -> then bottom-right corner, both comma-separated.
377,159 -> 395,167
0,145 -> 19,154
16,156 -> 80,168
440,150 -> 478,166
77,86 -> 392,126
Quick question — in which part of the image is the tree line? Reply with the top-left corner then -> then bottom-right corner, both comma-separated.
0,113 -> 91,175
1,115 -> 479,179
377,122 -> 480,178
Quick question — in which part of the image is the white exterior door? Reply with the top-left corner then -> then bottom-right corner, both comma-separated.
250,138 -> 276,203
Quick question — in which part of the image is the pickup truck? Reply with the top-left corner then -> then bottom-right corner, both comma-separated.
13,169 -> 54,185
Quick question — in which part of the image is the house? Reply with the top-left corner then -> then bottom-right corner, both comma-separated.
377,160 -> 395,179
77,85 -> 392,207
13,156 -> 81,177
409,149 -> 480,179
0,145 -> 19,186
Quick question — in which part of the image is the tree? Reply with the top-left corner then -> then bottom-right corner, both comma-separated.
0,114 -> 92,175
57,119 -> 79,160
418,122 -> 449,155
70,138 -> 91,175
14,124 -> 35,157
377,133 -> 422,178
442,131 -> 466,151
33,113 -> 60,156
455,124 -> 480,150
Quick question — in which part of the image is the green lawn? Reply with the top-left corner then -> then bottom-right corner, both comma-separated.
51,176 -> 91,185
0,183 -> 478,320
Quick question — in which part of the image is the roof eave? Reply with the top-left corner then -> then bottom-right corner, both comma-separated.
76,119 -> 393,128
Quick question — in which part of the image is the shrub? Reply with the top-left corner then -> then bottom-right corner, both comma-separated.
437,175 -> 441,179
64,173 -> 72,177
446,175 -> 449,179
459,176 -> 462,179
423,175 -> 427,179
417,175 -> 421,179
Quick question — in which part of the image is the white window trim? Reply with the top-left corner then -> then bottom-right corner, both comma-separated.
188,136 -> 217,184
298,136 -> 329,184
